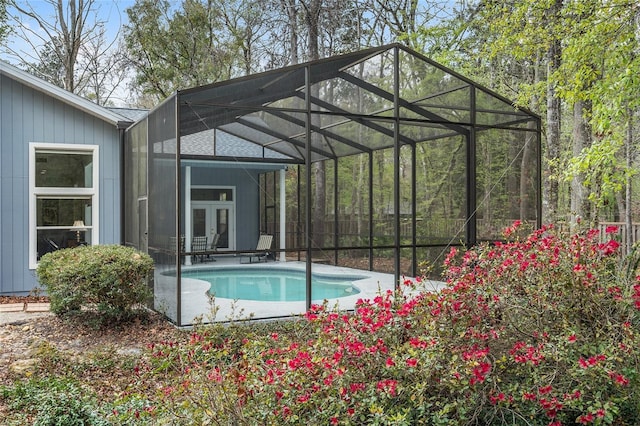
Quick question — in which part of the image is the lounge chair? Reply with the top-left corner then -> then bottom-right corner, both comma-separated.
240,234 -> 273,264
191,235 -> 208,263
205,233 -> 220,261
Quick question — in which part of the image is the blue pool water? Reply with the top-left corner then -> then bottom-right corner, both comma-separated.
182,267 -> 364,301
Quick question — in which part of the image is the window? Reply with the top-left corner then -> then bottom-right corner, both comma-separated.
191,188 -> 233,201
29,144 -> 99,268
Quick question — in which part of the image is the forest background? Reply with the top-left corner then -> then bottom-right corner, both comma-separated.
1,0 -> 639,233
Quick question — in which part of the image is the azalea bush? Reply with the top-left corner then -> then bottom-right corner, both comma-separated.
122,223 -> 640,425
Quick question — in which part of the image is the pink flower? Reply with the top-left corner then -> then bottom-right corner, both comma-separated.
605,225 -> 619,234
406,358 -> 418,367
349,383 -> 365,393
538,385 -> 552,395
577,413 -> 594,424
489,392 -> 506,405
609,371 -> 629,386
376,379 -> 398,396
567,334 -> 577,343
385,357 -> 395,367
409,337 -> 429,348
470,362 -> 491,385
599,239 -> 620,255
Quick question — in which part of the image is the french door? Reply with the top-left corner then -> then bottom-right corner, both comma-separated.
191,202 -> 235,251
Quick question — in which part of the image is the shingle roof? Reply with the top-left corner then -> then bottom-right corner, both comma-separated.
106,107 -> 148,123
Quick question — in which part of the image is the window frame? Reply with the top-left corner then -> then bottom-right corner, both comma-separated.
29,143 -> 100,269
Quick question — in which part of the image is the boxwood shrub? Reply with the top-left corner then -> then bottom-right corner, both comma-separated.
36,245 -> 153,320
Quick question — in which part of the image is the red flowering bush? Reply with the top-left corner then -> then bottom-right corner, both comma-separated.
118,224 -> 640,425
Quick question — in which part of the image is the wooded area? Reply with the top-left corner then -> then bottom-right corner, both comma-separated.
2,0 -> 639,233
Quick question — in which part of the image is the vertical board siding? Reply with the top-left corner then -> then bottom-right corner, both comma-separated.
0,75 -> 121,295
102,178 -> 121,244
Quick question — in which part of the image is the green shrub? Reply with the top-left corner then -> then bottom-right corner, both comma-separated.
1,377 -> 108,426
37,245 -> 153,320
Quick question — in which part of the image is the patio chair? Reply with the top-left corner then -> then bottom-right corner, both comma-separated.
191,235 -> 208,263
169,235 -> 186,264
240,234 -> 274,264
169,235 -> 186,252
205,233 -> 220,261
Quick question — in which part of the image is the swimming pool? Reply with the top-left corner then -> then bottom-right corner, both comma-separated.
181,267 -> 365,302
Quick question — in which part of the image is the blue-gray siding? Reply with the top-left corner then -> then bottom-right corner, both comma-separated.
0,74 -> 122,295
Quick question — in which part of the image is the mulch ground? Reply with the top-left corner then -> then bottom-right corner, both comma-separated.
0,295 -> 50,304
0,299 -> 186,387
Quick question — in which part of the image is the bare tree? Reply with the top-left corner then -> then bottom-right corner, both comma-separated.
0,0 -> 9,44
5,0 -> 126,105
80,34 -> 129,106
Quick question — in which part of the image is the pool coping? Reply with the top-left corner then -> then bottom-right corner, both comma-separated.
153,260 -> 445,325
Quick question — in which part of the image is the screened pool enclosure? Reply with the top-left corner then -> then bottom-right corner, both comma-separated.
124,44 -> 541,326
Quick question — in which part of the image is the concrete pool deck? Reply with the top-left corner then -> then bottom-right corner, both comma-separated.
153,257 -> 446,325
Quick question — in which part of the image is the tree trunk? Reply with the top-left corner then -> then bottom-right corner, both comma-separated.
625,108 -> 634,254
571,100 -> 592,225
520,49 -> 540,221
303,0 -> 325,249
543,0 -> 562,223
280,0 -> 299,64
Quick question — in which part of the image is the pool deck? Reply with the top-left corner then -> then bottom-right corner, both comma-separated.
153,256 -> 446,325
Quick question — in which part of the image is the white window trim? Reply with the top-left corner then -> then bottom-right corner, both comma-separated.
29,143 -> 100,269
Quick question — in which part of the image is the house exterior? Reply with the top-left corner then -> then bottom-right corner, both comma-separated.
1,45 -> 542,328
0,61 -> 133,295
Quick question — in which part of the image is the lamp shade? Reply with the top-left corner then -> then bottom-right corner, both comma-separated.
73,220 -> 86,229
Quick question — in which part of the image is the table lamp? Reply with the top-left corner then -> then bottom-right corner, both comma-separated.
73,220 -> 86,242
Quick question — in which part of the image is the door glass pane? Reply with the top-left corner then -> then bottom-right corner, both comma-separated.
35,152 -> 93,188
217,208 -> 229,249
193,208 -> 206,236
